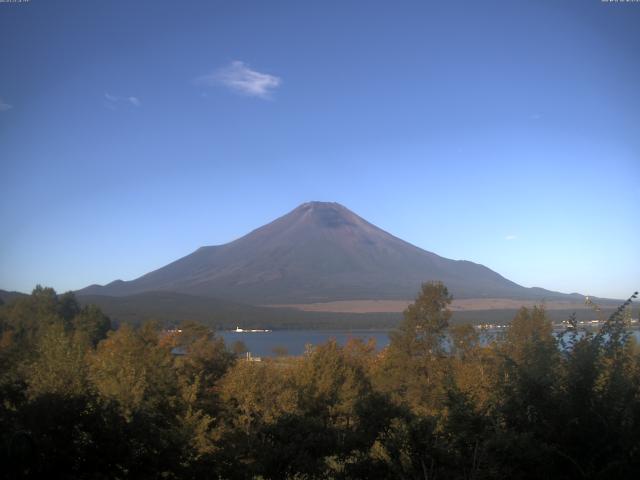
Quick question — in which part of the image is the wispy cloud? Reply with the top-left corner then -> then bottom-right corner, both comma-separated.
195,61 -> 281,99
505,234 -> 518,241
104,92 -> 141,109
0,98 -> 13,111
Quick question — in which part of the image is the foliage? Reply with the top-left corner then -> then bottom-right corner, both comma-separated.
0,285 -> 639,479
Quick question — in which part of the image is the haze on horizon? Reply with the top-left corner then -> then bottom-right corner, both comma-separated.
0,0 -> 638,300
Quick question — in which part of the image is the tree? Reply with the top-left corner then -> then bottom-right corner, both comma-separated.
378,282 -> 452,415
232,340 -> 248,356
449,323 -> 479,360
72,304 -> 111,346
26,322 -> 90,399
88,323 -> 178,421
390,281 -> 452,357
173,321 -> 235,393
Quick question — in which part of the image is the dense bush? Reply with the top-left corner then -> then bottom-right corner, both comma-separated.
1,284 -> 638,479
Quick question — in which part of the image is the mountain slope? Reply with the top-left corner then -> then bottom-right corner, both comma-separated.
0,289 -> 28,304
78,202 -> 580,303
76,291 -> 401,329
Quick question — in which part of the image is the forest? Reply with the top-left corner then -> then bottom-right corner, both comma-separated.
1,283 -> 638,479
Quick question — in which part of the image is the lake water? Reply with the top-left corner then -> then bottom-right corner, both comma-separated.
219,330 -> 391,357
219,328 -> 640,358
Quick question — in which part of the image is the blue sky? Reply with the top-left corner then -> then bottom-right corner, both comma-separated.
1,0 -> 638,299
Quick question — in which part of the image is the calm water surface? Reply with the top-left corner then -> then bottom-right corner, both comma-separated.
219,330 -> 390,357
219,329 -> 640,358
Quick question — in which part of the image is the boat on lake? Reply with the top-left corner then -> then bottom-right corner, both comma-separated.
233,326 -> 272,333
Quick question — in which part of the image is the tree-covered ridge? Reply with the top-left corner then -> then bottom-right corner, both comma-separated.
1,284 -> 638,479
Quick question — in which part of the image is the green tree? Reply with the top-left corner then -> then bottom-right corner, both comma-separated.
88,323 -> 178,421
449,323 -> 479,360
377,282 -> 452,415
390,281 -> 452,357
25,322 -> 90,399
72,304 -> 111,346
173,321 -> 235,403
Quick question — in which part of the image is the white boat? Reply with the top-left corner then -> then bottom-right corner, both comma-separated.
234,326 -> 271,333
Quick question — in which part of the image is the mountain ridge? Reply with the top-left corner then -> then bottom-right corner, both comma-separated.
77,202 -> 583,304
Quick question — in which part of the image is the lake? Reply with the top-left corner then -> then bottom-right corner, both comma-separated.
219,329 -> 391,357
219,328 -> 640,358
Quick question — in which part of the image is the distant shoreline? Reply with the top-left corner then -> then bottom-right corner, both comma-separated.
265,297 -> 611,314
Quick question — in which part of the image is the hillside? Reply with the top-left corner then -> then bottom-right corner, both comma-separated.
78,202 -> 584,304
0,289 -> 28,304
76,291 -> 401,330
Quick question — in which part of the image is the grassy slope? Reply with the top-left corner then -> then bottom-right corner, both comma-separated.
0,289 -> 28,304
77,291 -> 626,330
77,291 -> 401,330
4,288 -> 626,330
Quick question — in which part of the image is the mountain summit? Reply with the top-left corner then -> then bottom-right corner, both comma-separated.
78,202 -> 574,303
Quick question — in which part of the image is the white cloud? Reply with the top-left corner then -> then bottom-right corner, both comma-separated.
0,98 -> 13,111
196,61 -> 281,99
505,234 -> 518,241
104,92 -> 141,109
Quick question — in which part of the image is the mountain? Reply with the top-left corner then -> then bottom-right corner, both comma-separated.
76,291 -> 401,330
0,289 -> 28,305
78,201 -> 581,304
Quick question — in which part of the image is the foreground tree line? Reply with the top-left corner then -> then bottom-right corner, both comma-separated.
1,283 -> 639,479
